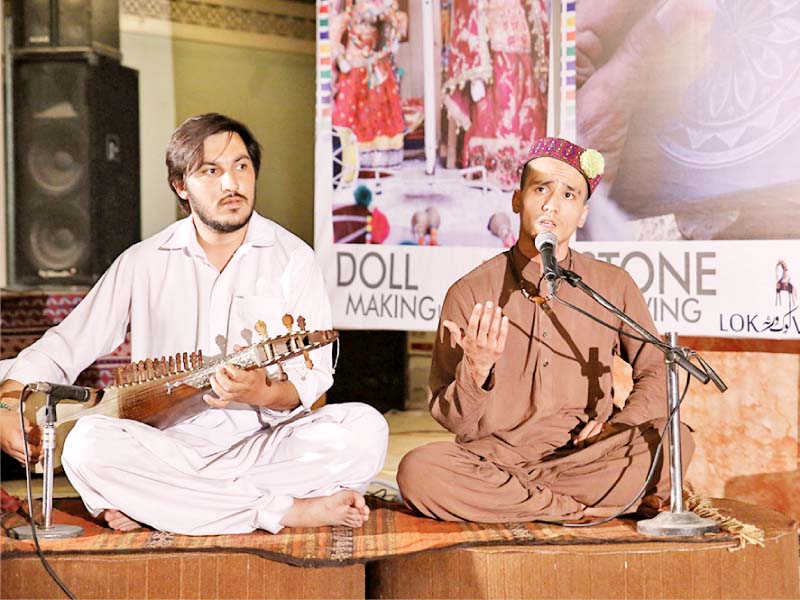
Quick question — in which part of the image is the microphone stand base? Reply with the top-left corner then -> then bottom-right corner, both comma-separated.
8,524 -> 84,540
637,510 -> 720,537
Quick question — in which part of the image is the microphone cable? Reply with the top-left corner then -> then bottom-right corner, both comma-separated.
546,291 -> 699,528
560,373 -> 690,528
17,386 -> 78,600
552,292 -> 673,352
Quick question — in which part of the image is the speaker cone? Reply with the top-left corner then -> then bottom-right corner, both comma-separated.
27,122 -> 87,196
26,202 -> 90,271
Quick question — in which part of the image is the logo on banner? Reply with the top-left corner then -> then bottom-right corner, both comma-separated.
719,258 -> 799,335
775,260 -> 797,308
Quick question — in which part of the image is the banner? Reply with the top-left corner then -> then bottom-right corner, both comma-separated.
314,0 -> 561,326
315,240 -> 800,338
571,0 -> 800,339
314,0 -> 800,339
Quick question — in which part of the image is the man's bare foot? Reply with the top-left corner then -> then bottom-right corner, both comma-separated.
102,509 -> 141,531
280,490 -> 370,529
635,494 -> 667,519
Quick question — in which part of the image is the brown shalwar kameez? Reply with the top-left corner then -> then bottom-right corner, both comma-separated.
397,246 -> 693,523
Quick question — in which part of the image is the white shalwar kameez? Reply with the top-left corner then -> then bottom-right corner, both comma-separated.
4,213 -> 388,535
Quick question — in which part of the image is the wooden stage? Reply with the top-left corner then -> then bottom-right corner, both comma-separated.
2,500 -> 797,599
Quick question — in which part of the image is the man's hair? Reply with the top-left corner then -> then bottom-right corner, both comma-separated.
166,113 -> 262,213
519,161 -> 533,191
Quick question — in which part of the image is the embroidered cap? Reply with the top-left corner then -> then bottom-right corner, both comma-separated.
522,137 -> 605,197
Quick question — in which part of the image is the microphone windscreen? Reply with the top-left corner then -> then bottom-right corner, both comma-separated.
534,231 -> 557,252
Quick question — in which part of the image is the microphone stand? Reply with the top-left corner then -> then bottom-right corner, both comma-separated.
10,393 -> 83,540
558,267 -> 725,536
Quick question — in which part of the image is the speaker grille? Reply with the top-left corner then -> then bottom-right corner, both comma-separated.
15,61 -> 91,279
11,54 -> 140,286
58,0 -> 91,46
21,1 -> 52,46
13,0 -> 120,55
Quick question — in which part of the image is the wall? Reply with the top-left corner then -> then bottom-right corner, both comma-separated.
680,339 -> 800,521
613,339 -> 800,522
120,0 -> 317,243
119,30 -> 177,239
171,41 -> 315,243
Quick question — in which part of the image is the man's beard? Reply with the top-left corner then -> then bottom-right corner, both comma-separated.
189,194 -> 255,233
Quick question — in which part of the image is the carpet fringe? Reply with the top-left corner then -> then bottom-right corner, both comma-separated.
683,488 -> 765,551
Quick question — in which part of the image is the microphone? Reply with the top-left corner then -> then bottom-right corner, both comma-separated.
694,353 -> 728,393
534,231 -> 560,286
31,382 -> 102,407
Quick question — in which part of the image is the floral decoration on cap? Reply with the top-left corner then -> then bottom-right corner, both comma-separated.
523,137 -> 605,197
579,149 -> 604,179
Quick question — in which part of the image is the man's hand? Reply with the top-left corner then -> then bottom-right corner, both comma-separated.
204,346 -> 301,411
205,364 -> 269,408
573,419 -> 627,448
442,301 -> 509,388
1,380 -> 42,464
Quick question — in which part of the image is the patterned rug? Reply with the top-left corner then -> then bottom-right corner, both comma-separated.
1,496 -> 739,567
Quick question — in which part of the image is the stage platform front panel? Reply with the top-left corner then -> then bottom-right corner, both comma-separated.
367,501 -> 799,600
1,552 -> 365,600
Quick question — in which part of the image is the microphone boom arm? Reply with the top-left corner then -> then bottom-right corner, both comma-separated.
558,268 -> 711,385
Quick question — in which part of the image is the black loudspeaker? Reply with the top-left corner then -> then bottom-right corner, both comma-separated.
12,0 -> 120,57
11,53 -> 140,286
326,330 -> 406,413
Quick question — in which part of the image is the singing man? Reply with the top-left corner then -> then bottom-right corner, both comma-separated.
397,137 -> 692,522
